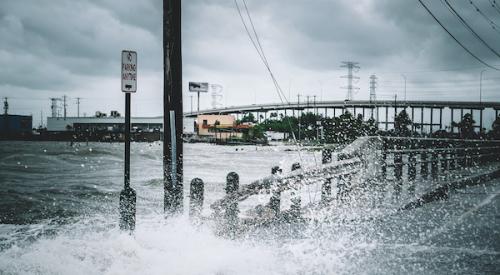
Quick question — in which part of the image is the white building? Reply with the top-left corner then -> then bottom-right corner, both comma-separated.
47,116 -> 195,134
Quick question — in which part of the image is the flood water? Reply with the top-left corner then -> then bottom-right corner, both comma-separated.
0,141 -> 499,274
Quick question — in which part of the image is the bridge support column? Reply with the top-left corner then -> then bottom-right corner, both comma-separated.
480,109 -> 483,131
420,107 -> 424,134
439,108 -> 442,130
430,108 -> 434,134
385,107 -> 389,130
450,108 -> 454,133
411,107 -> 415,132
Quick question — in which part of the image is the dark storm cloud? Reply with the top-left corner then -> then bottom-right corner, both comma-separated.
0,0 -> 161,91
1,0 -> 499,95
375,0 -> 500,70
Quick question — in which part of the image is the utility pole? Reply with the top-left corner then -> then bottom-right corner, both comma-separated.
163,0 -> 183,214
63,95 -> 67,120
340,61 -> 360,101
76,97 -> 81,117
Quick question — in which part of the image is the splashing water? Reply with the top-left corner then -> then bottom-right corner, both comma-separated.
0,141 -> 499,274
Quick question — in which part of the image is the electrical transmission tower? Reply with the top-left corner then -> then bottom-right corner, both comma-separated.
210,84 -> 223,109
369,75 -> 377,102
50,98 -> 61,118
340,61 -> 360,101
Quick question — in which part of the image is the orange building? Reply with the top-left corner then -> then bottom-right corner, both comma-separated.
196,115 -> 249,139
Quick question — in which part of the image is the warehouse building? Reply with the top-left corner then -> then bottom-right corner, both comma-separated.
0,115 -> 33,136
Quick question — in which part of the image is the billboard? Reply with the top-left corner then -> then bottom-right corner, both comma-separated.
189,82 -> 209,93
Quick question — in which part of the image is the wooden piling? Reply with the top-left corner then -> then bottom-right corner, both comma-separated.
225,172 -> 240,231
269,166 -> 281,215
408,140 -> 417,193
189,178 -> 204,217
322,149 -> 332,164
290,163 -> 301,219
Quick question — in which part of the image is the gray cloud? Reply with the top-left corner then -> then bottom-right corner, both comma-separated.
1,0 -> 499,125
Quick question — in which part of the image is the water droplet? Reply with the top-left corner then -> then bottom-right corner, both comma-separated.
81,164 -> 85,167
89,148 -> 93,152
24,165 -> 28,168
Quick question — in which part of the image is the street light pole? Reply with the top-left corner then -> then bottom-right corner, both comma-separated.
480,69 -> 487,104
401,74 -> 407,102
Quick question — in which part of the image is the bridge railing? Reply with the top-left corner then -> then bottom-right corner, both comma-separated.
189,136 -> 500,230
378,136 -> 500,183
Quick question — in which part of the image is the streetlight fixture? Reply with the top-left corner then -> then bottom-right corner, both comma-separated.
480,69 -> 487,104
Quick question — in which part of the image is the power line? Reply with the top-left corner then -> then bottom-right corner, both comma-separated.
488,0 -> 500,15
442,0 -> 500,58
469,0 -> 500,35
417,0 -> 500,70
377,65 -> 500,74
234,0 -> 288,104
234,0 -> 307,163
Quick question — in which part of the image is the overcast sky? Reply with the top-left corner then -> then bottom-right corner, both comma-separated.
1,0 -> 500,126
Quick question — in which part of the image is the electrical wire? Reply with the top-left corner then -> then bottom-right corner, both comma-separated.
234,0 -> 309,165
417,0 -> 500,70
469,0 -> 500,35
442,0 -> 500,59
488,0 -> 500,15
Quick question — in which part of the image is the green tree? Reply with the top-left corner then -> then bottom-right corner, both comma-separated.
489,115 -> 500,139
394,110 -> 412,136
453,113 -> 476,139
240,113 -> 256,123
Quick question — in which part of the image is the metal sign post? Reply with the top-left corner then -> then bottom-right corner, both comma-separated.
119,50 -> 137,231
189,82 -> 209,112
